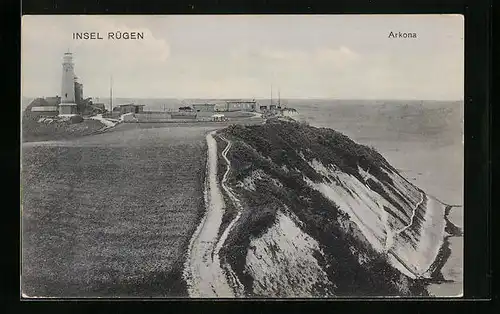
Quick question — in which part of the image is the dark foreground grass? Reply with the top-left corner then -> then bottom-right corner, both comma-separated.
21,127 -> 209,297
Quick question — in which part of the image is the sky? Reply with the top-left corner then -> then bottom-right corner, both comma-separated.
21,15 -> 464,100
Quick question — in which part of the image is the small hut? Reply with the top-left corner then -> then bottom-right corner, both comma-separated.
211,114 -> 227,122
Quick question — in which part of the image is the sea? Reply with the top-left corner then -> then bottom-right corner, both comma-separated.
285,99 -> 464,297
21,97 -> 464,296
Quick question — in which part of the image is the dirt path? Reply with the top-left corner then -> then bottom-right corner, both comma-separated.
213,135 -> 245,295
88,114 -> 118,129
386,191 -> 425,279
358,166 -> 421,279
183,131 -> 238,297
394,191 -> 425,236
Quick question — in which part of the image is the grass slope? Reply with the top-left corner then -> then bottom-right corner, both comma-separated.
22,116 -> 107,143
21,131 -> 208,297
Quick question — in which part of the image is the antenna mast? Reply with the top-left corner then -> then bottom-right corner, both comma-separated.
271,84 -> 273,106
110,75 -> 113,113
278,88 -> 281,107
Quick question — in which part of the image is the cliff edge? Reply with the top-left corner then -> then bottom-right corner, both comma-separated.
213,119 -> 453,297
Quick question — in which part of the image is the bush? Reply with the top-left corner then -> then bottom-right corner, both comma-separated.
69,115 -> 84,124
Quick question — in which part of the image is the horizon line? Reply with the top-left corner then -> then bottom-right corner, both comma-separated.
21,96 -> 464,102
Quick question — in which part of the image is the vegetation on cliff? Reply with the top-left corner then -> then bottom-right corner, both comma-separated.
217,119 -> 428,297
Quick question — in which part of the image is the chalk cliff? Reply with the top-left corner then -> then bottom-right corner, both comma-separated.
215,119 -> 451,297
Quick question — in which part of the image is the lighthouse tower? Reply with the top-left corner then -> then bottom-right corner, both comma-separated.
58,51 -> 78,116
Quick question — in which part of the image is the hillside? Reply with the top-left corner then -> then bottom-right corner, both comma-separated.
22,114 -> 107,143
215,119 -> 453,297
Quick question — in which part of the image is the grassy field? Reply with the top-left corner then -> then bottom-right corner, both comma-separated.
22,117 -> 107,143
21,125 -> 218,297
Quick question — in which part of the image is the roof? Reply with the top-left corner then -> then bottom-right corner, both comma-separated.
27,98 -> 51,108
226,100 -> 256,103
31,106 -> 58,112
193,104 -> 216,108
116,103 -> 145,107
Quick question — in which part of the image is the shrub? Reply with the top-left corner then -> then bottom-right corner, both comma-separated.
69,115 -> 84,124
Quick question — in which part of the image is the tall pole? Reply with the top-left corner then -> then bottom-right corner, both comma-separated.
110,75 -> 113,113
278,88 -> 281,107
270,84 -> 273,106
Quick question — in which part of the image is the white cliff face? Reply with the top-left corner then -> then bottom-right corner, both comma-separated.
304,158 -> 447,279
214,121 -> 457,297
244,209 -> 333,297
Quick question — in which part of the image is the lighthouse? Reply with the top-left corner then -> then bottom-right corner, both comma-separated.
58,51 -> 79,116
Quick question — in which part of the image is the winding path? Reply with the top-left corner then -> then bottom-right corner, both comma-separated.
183,131 -> 243,298
88,114 -> 118,129
394,191 -> 425,236
359,166 -> 424,279
387,191 -> 425,279
214,135 -> 245,295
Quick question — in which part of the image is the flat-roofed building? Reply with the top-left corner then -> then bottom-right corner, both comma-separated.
171,112 -> 197,119
192,103 -> 216,112
224,100 -> 257,112
114,103 -> 145,115
25,97 -> 60,118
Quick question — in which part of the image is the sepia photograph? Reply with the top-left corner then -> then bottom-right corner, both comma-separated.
21,14 -> 464,298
